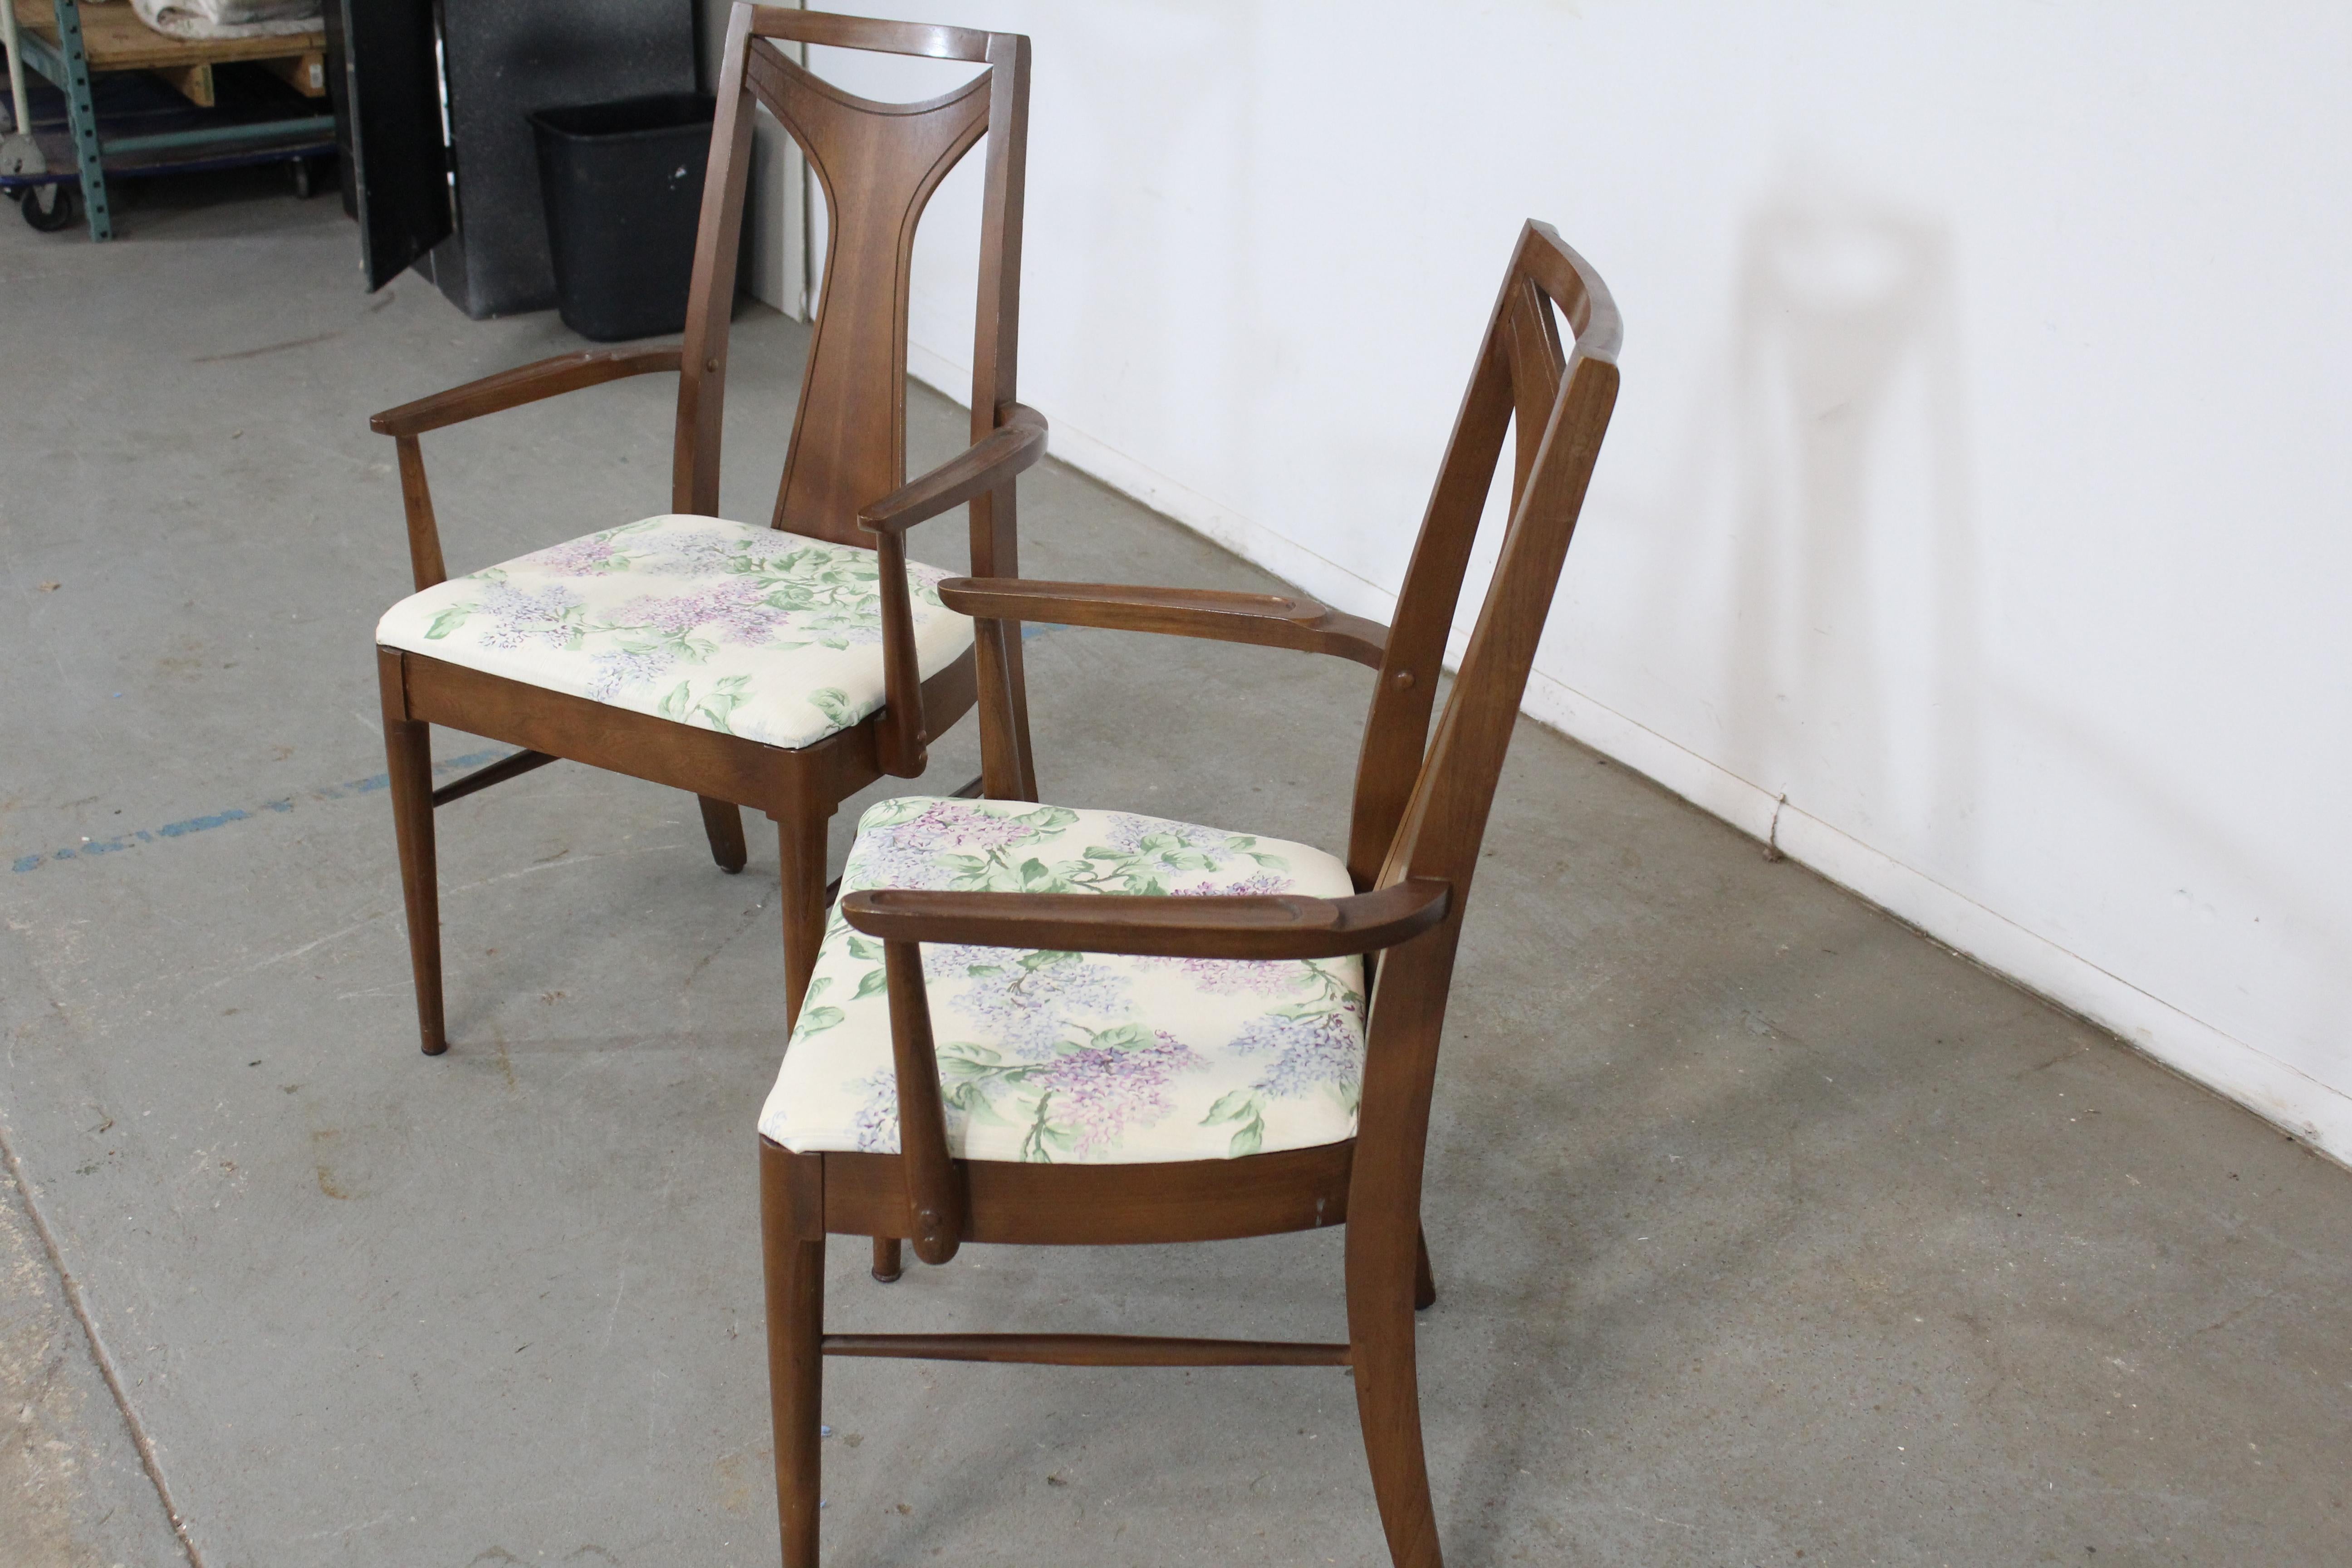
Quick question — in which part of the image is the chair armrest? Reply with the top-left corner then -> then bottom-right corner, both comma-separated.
369,345 -> 684,438
368,347 -> 685,593
935,578 -> 1389,669
853,873 -> 1449,1266
858,403 -> 1048,535
840,877 -> 1450,960
861,403 -> 1050,778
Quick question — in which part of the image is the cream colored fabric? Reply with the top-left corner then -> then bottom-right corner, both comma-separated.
759,796 -> 1368,1164
375,514 -> 973,751
130,0 -> 321,42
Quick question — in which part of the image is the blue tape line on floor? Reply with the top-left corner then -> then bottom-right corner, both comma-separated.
12,625 -> 1069,874
10,749 -> 511,873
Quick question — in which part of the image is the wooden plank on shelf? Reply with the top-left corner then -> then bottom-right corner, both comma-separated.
12,0 -> 328,72
260,48 -> 325,98
155,59 -> 213,106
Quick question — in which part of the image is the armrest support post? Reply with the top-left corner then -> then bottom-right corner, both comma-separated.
393,435 -> 447,592
870,529 -> 930,777
859,404 -> 1049,779
882,940 -> 966,1264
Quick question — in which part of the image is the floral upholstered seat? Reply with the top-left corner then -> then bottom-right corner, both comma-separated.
758,796 -> 1368,1164
374,514 -> 975,750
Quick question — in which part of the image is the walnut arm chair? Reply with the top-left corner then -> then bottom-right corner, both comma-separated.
368,6 -> 1045,1055
754,222 -> 1621,1567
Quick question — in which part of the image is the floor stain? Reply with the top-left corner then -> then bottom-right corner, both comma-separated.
191,329 -> 343,364
715,1446 -> 768,1516
309,1127 -> 352,1201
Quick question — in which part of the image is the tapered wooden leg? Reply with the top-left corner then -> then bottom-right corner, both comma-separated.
776,804 -> 834,1029
761,1146 -> 825,1568
1414,1225 -> 1437,1312
698,795 -> 748,873
378,653 -> 446,1056
1348,1215 -> 1442,1567
871,1236 -> 903,1283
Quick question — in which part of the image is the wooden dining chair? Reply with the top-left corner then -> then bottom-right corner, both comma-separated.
753,221 -> 1620,1566
368,5 -> 1044,1055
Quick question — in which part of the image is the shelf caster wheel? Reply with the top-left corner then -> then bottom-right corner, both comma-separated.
291,157 -> 313,199
21,183 -> 75,233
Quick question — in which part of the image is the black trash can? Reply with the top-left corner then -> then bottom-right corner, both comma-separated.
529,93 -> 715,342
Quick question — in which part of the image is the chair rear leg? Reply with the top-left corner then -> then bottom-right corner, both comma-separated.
1348,1220 -> 1443,1567
871,1236 -> 903,1283
379,674 -> 447,1056
762,1149 -> 826,1568
697,795 -> 749,873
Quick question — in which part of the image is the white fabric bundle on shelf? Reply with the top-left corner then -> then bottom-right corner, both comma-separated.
127,0 -> 323,42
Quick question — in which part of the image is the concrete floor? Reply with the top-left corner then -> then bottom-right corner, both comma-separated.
2,170 -> 2347,1568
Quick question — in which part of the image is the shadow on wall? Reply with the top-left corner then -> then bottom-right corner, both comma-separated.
1686,176 -> 2347,1090
1716,177 -> 1981,878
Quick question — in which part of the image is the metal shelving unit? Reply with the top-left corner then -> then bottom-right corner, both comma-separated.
0,0 -> 335,239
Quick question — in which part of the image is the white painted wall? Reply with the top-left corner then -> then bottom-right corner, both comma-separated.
783,1 -> 2352,1164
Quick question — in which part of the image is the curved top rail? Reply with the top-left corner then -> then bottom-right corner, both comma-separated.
1520,220 -> 1623,363
755,39 -> 991,121
746,4 -> 1001,64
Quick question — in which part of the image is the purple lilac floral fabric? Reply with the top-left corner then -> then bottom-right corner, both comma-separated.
374,514 -> 973,750
759,796 -> 1370,1164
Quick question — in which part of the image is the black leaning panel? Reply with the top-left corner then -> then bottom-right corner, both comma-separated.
326,0 -> 450,292
428,0 -> 697,319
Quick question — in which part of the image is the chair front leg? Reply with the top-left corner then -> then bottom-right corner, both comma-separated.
377,651 -> 446,1056
761,1145 -> 826,1568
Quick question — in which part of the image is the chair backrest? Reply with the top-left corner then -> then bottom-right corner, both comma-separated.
1348,222 -> 1622,906
672,5 -> 1030,545
1335,225 -> 1618,1232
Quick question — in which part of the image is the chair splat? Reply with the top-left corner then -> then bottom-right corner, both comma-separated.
749,47 -> 994,544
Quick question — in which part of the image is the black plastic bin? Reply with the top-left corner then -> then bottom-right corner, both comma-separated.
529,93 -> 715,342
